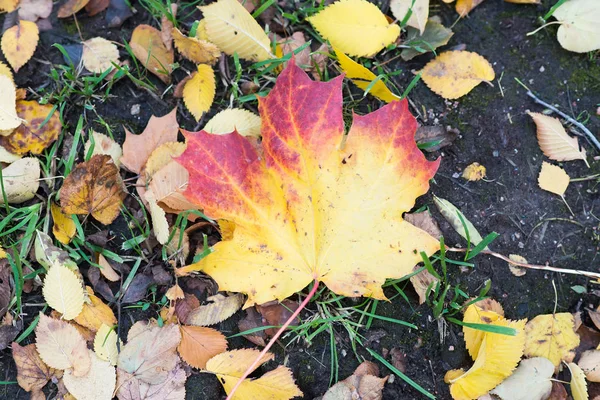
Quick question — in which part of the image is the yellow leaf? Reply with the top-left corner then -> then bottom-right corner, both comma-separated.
553,0 -> 600,53
455,0 -> 485,16
390,0 -> 429,34
462,162 -> 486,181
0,75 -> 21,135
538,161 -> 570,196
57,0 -> 89,18
204,108 -> 261,137
1,21 -> 39,72
206,349 -> 303,400
178,325 -> 228,369
334,48 -> 399,103
462,304 -> 504,360
0,157 -> 40,205
505,0 -> 540,3
183,64 -> 216,121
420,50 -> 495,99
63,350 -> 116,400
73,287 -> 117,332
0,247 -> 5,258
568,362 -> 588,400
308,0 -> 400,58
94,324 -> 119,365
144,141 -> 186,177
82,37 -> 119,73
508,254 -> 527,277
0,0 -> 19,12
42,263 -> 85,320
51,202 -> 76,245
446,317 -> 526,400
84,131 -> 123,167
97,253 -> 120,282
527,112 -> 587,164
172,27 -> 220,65
0,61 -> 13,80
35,313 -> 91,376
199,0 -> 273,62
130,24 -> 174,83
144,189 -> 170,245
195,19 -> 209,41
524,313 -> 580,367
185,293 -> 244,326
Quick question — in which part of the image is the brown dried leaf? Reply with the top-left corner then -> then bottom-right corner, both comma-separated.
404,211 -> 442,239
12,342 -> 58,393
257,299 -> 299,337
85,0 -> 109,15
415,125 -> 458,152
130,24 -> 174,83
186,293 -> 244,326
237,308 -> 267,346
410,266 -> 438,305
175,293 -> 200,324
57,0 -> 90,18
115,362 -> 186,400
323,361 -> 388,400
0,259 -> 10,319
172,27 -> 220,65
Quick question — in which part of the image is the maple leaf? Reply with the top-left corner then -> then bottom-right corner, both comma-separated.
177,63 -> 440,306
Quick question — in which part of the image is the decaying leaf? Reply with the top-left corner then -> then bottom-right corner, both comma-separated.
390,0 -> 428,34
538,162 -> 570,197
308,0 -> 400,57
130,24 -> 174,83
148,161 -> 197,212
82,37 -> 120,73
578,350 -> 600,382
172,27 -> 220,65
524,313 -> 580,367
410,267 -> 438,305
490,357 -> 554,400
145,190 -> 170,245
1,20 -> 39,72
35,230 -> 78,271
528,112 -> 587,164
121,108 -> 179,174
568,362 -> 588,400
85,0 -> 110,16
553,0 -> 600,53
35,313 -> 91,376
420,51 -> 495,99
0,75 -> 21,135
116,362 -> 186,400
183,64 -> 216,121
84,131 -> 123,167
401,20 -> 454,61
51,202 -> 76,245
199,0 -> 273,62
18,0 -> 53,22
507,254 -> 527,277
177,63 -> 440,307
323,361 -> 387,400
206,349 -> 302,399
94,324 -> 119,365
433,195 -> 486,247
64,349 -> 116,400
277,32 -> 311,69
203,108 -> 261,137
42,263 -> 85,320
0,260 -> 10,319
73,286 -> 117,332
60,154 -> 126,225
57,0 -> 89,17
178,325 -> 227,369
12,342 -> 58,393
186,293 -> 244,326
0,157 -> 40,205
334,48 -> 399,103
404,210 -> 443,240
462,162 -> 486,181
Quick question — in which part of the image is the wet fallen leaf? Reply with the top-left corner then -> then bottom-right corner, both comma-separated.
57,0 -> 89,17
323,360 -> 387,400
524,313 -> 580,367
183,64 -> 216,121
0,75 -> 20,135
390,0 -> 428,34
528,112 -> 587,164
203,108 -> 261,137
42,263 -> 85,320
115,362 -> 186,400
206,349 -> 302,399
121,108 -> 179,174
121,272 -> 155,304
200,0 -> 272,62
308,0 -> 400,57
63,349 -> 116,400
35,313 -> 91,376
172,27 -> 220,65
462,162 -> 486,181
420,51 -> 495,99
18,0 -> 53,21
178,325 -> 227,369
73,286 -> 116,332
177,63 -> 439,306
410,266 -> 438,305
186,293 -> 244,326
433,194 -> 486,247
507,254 -> 527,277
538,161 -> 570,196
82,37 -> 119,73
569,362 -> 588,400
130,24 -> 174,83
97,253 -> 120,282
334,48 -> 399,102
12,342 -> 58,393
84,131 -> 122,167
553,0 -> 600,53
1,20 -> 39,72
85,0 -> 110,16
238,308 -> 267,346
490,357 -> 554,400
51,202 -> 76,245
0,157 -> 40,204
415,125 -> 458,152
256,300 -> 299,336
60,154 -> 126,225
94,324 -> 119,365
401,20 -> 454,61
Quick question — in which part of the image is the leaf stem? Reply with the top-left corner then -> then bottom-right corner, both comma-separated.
225,279 -> 320,400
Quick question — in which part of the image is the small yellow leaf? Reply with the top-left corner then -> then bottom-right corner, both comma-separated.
553,0 -> 600,53
334,48 -> 399,103
0,74 -> 21,135
73,287 -> 117,332
524,313 -> 580,367
186,293 -> 244,326
308,0 -> 400,58
204,108 -> 261,137
461,162 -> 486,181
84,131 -> 123,167
528,112 -> 587,164
0,0 -> 19,12
93,324 -> 119,365
63,350 -> 116,400
178,325 -> 228,369
206,349 -> 303,399
508,254 -> 527,277
195,19 -> 209,41
51,202 -> 76,245
199,0 -> 273,62
57,0 -> 89,18
42,263 -> 85,320
538,162 -> 570,196
390,0 -> 429,34
0,61 -> 13,81
0,247 -> 6,258
568,362 -> 588,400
1,21 -> 39,72
82,37 -> 119,73
172,27 -> 220,65
183,64 -> 216,121
455,0 -> 485,16
420,51 -> 495,99
130,24 -> 174,83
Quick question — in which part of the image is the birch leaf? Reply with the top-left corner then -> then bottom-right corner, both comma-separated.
568,362 -> 588,400
401,19 -> 454,61
94,324 -> 119,365
456,0 -> 485,16
63,350 -> 116,400
172,27 -> 220,65
538,162 -> 569,196
1,21 -> 39,72
528,112 -> 587,164
204,109 -> 261,137
42,263 -> 85,320
183,65 -> 215,121
73,286 -> 117,332
51,202 -> 76,245
130,24 -> 174,83
524,313 -> 580,367
490,357 -> 554,400
82,37 -> 119,73
178,325 -> 227,369
0,157 -> 40,205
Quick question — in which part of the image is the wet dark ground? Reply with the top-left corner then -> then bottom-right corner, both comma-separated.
1,0 -> 600,399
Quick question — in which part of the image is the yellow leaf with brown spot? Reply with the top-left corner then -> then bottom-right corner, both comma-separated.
60,154 -> 126,225
183,64 -> 216,120
12,342 -> 59,393
538,162 -> 570,196
1,20 -> 39,72
463,304 -> 504,360
462,162 -> 486,181
74,287 -> 117,332
51,202 -> 76,245
172,27 -> 220,65
420,50 -> 495,99
0,75 -> 21,135
0,100 -> 61,155
130,24 -> 174,83
82,37 -> 119,74
524,313 -> 580,367
57,0 -> 89,17
0,0 -> 19,12
178,325 -> 227,369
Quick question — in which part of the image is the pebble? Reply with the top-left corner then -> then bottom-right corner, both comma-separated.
131,104 -> 140,115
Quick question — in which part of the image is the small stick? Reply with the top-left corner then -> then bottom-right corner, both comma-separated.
225,279 -> 320,400
446,247 -> 600,280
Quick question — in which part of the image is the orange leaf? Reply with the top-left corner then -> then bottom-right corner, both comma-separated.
130,24 -> 174,83
85,0 -> 109,16
73,286 -> 117,332
178,325 -> 227,369
57,0 -> 90,18
60,154 -> 126,225
1,20 -> 39,72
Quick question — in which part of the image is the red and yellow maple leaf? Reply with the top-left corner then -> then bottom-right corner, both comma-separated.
177,63 -> 440,307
